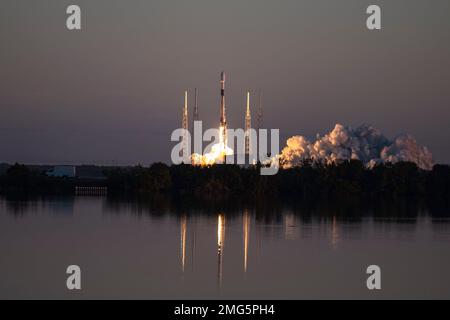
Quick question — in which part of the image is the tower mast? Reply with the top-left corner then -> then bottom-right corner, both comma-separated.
193,88 -> 199,123
183,90 -> 188,131
245,92 -> 251,155
182,90 -> 188,162
257,91 -> 263,131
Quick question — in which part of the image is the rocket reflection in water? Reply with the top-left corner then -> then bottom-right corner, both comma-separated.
217,214 -> 225,288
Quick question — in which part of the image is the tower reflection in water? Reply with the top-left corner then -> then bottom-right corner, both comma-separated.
180,215 -> 187,273
243,210 -> 250,273
330,215 -> 340,247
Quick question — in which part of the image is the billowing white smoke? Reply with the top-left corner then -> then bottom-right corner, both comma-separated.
280,124 -> 433,170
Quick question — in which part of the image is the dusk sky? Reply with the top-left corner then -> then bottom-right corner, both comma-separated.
1,0 -> 450,165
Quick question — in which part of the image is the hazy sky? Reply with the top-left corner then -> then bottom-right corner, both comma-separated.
1,0 -> 450,165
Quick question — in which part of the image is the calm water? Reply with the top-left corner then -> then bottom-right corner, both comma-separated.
1,196 -> 450,299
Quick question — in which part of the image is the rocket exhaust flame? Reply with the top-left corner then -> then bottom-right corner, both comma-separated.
190,125 -> 233,166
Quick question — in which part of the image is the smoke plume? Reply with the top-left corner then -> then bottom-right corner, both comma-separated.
280,124 -> 433,170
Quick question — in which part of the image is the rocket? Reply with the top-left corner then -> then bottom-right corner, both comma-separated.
219,72 -> 227,147
246,91 -> 251,119
220,72 -> 226,129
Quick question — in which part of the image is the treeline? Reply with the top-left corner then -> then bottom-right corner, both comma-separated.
0,163 -> 102,194
1,160 -> 450,200
103,160 -> 450,200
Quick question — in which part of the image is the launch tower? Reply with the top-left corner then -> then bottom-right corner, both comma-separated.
245,92 -> 251,155
257,91 -> 263,131
182,90 -> 188,162
193,88 -> 199,123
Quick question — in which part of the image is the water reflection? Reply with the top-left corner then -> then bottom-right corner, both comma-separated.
217,213 -> 225,288
3,195 -> 75,216
243,210 -> 250,272
330,215 -> 339,247
284,213 -> 298,240
2,195 -> 450,298
190,216 -> 196,272
180,215 -> 187,273
178,212 -> 230,287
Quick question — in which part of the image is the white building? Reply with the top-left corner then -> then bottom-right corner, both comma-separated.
46,165 -> 76,178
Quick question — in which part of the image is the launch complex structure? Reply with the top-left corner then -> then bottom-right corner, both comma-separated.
181,72 -> 263,164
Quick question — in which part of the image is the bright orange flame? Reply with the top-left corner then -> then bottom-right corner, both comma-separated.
191,125 -> 233,166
